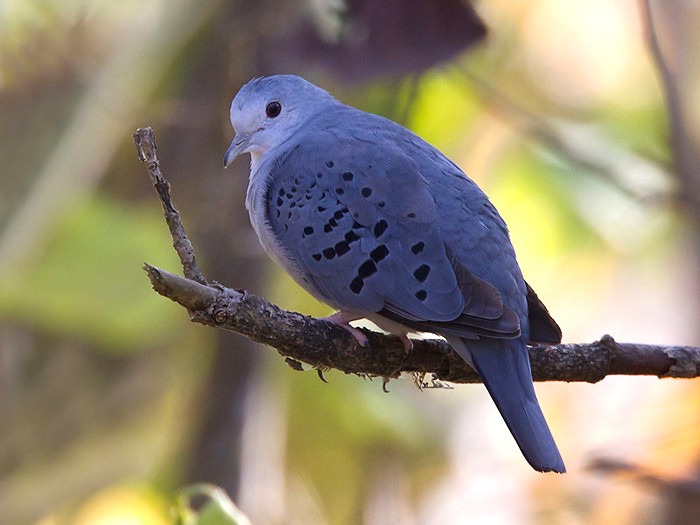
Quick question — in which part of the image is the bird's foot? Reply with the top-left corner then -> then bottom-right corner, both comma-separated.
322,311 -> 368,347
398,333 -> 413,353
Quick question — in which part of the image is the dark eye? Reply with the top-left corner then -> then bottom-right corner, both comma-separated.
266,101 -> 282,118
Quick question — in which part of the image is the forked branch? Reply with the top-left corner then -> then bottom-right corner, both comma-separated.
134,127 -> 700,384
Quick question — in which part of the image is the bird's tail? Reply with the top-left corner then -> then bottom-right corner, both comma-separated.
449,337 -> 565,473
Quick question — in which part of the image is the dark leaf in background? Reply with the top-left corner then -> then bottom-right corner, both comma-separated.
266,0 -> 486,81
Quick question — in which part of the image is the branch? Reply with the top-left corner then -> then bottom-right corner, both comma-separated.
134,127 -> 700,384
133,127 -> 207,285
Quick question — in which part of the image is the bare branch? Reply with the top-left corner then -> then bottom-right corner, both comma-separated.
134,127 -> 207,285
135,128 -> 700,384
640,0 -> 700,216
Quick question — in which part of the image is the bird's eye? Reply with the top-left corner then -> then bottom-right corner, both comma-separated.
266,101 -> 282,118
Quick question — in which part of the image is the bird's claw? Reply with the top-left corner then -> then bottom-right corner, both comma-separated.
399,333 -> 413,352
382,376 -> 391,393
322,311 -> 368,347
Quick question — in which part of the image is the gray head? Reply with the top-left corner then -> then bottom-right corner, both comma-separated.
224,75 -> 337,167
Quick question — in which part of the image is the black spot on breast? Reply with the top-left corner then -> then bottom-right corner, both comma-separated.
329,217 -> 338,227
322,247 -> 336,259
350,276 -> 364,294
303,226 -> 314,235
334,241 -> 351,256
373,219 -> 388,237
278,188 -> 285,196
370,245 -> 389,262
326,160 -> 334,168
411,241 -> 425,254
361,187 -> 372,198
345,231 -> 360,243
352,221 -> 363,229
415,290 -> 427,301
378,201 -> 386,208
276,197 -> 283,207
407,212 -> 416,219
358,260 -> 377,278
335,187 -> 344,195
312,253 -> 322,261
342,172 -> 354,181
318,206 -> 326,212
413,264 -> 430,283
324,224 -> 333,233
333,209 -> 344,220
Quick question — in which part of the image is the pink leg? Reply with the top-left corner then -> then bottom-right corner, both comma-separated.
398,333 -> 413,353
322,310 -> 368,347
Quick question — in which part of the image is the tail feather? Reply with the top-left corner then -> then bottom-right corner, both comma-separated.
449,337 -> 565,473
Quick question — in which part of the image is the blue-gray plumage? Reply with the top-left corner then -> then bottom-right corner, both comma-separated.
224,75 -> 565,473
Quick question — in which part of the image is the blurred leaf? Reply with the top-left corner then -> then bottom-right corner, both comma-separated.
285,365 -> 445,524
269,0 -> 486,83
408,72 -> 480,151
489,145 -> 599,257
72,483 -> 169,525
175,484 -> 251,525
0,195 -> 185,352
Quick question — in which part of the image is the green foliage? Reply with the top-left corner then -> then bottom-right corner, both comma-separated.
284,364 -> 446,523
0,195 -> 186,352
408,72 -> 480,151
175,484 -> 251,525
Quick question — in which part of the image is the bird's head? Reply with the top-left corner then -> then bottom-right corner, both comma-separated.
224,75 -> 336,168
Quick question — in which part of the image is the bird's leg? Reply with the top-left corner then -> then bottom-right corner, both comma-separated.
322,310 -> 368,347
397,333 -> 413,352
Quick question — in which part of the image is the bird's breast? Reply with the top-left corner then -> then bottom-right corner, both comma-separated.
245,162 -> 333,306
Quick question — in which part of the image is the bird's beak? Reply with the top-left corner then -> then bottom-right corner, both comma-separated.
224,131 -> 253,168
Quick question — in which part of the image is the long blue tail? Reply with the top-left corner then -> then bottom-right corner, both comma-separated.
449,337 -> 565,473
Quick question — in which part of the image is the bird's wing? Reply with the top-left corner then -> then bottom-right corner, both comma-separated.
265,127 -> 520,339
525,281 -> 562,343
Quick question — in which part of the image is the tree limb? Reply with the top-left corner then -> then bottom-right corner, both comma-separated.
134,127 -> 700,384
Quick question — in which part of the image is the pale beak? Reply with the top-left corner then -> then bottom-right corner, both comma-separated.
223,131 -> 253,168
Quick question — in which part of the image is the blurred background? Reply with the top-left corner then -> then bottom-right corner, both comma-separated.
1,0 -> 700,523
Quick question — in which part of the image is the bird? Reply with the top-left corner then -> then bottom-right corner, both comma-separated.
224,75 -> 565,473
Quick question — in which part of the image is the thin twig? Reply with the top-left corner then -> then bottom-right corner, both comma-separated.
639,0 -> 700,217
134,127 -> 207,285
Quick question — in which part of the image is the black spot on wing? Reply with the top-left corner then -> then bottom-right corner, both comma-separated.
370,245 -> 389,262
411,241 -> 425,254
350,276 -> 364,294
413,264 -> 430,283
373,219 -> 388,237
334,240 -> 351,256
358,260 -> 377,278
